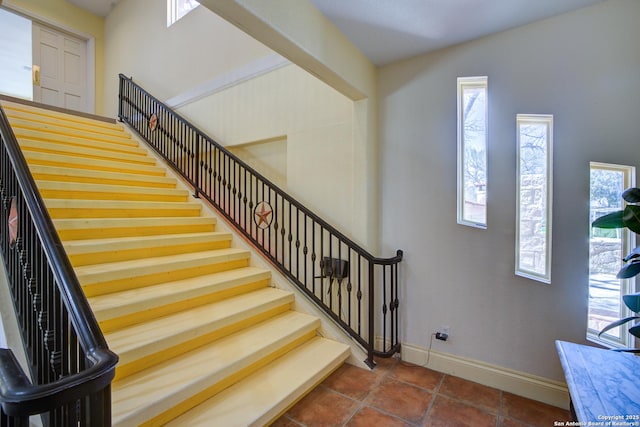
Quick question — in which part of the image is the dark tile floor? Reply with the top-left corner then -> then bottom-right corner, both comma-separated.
273,357 -> 570,427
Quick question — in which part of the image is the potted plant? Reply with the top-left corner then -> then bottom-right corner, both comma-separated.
592,187 -> 640,344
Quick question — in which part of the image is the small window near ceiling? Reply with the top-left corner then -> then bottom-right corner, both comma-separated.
167,0 -> 200,27
457,76 -> 488,228
516,114 -> 553,283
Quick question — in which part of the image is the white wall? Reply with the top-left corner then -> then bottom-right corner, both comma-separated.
379,0 -> 640,382
103,0 -> 274,117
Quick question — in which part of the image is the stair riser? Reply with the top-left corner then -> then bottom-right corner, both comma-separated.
97,278 -> 270,333
56,222 -> 216,240
14,131 -> 143,154
81,258 -> 249,297
141,330 -> 317,427
114,303 -> 294,381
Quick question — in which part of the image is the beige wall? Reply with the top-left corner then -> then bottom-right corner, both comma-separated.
3,0 -> 105,115
178,64 -> 355,231
103,0 -> 274,117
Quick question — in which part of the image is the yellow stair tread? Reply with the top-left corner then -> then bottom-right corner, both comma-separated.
18,138 -> 156,165
88,266 -> 271,321
64,231 -> 230,255
36,180 -> 188,198
106,287 -> 295,361
1,100 -> 124,132
29,165 -> 176,187
53,216 -> 216,232
12,127 -> 141,151
23,151 -> 166,176
7,117 -> 132,143
44,198 -> 201,212
75,248 -> 249,283
111,311 -> 321,427
166,337 -> 350,427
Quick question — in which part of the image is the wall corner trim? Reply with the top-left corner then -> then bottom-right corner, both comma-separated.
165,53 -> 290,109
400,342 -> 569,410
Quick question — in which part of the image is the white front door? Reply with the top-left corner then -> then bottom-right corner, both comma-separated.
32,22 -> 87,113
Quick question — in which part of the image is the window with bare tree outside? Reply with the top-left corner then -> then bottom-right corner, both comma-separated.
588,162 -> 635,348
516,114 -> 552,283
457,76 -> 488,228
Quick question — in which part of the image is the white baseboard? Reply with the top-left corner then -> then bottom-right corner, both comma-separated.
400,342 -> 569,410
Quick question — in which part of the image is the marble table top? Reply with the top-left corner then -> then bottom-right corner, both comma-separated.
556,340 -> 640,423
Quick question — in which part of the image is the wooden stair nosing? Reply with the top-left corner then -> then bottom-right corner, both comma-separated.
29,165 -> 176,188
36,180 -> 188,199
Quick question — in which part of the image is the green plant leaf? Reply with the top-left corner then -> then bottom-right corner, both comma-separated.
623,205 -> 640,234
599,316 -> 640,337
616,261 -> 640,279
630,325 -> 640,339
623,246 -> 640,262
623,293 -> 640,313
592,210 -> 624,229
623,188 -> 640,203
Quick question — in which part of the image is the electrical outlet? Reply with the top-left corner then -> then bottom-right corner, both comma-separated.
435,325 -> 450,341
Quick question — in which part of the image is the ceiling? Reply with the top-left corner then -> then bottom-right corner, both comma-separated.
68,0 -> 605,66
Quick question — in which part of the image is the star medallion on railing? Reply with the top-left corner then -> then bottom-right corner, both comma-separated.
148,113 -> 158,132
253,201 -> 273,229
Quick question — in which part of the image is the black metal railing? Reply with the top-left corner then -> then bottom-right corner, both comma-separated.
118,74 -> 403,367
0,101 -> 118,425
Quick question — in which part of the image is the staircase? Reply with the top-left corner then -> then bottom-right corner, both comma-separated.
1,99 -> 350,426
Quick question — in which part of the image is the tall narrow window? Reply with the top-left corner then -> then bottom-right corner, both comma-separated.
167,0 -> 199,26
516,114 -> 553,283
588,162 -> 635,348
0,8 -> 32,100
457,76 -> 488,228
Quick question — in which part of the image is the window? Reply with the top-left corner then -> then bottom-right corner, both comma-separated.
457,76 -> 488,228
516,114 -> 553,283
167,0 -> 199,26
0,8 -> 32,100
588,162 -> 635,348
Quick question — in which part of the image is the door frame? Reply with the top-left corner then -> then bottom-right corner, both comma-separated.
1,2 -> 96,114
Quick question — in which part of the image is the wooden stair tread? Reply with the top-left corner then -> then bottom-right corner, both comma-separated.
106,287 -> 294,362
7,116 -> 132,142
111,311 -> 320,426
89,266 -> 270,321
166,337 -> 350,427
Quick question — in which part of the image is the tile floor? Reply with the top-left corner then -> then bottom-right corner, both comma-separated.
273,357 -> 570,427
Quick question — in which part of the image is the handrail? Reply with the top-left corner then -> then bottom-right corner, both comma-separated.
0,102 -> 118,424
118,74 -> 403,368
